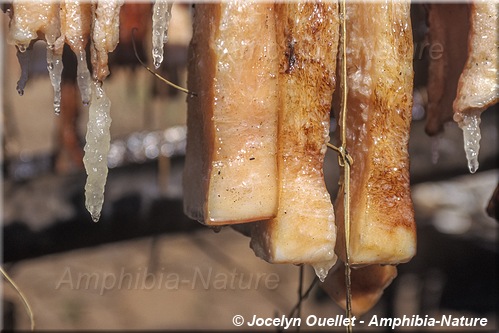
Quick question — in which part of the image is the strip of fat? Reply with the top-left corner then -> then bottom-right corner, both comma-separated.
453,2 -> 499,120
183,2 -> 279,225
250,1 -> 339,280
334,0 -> 416,266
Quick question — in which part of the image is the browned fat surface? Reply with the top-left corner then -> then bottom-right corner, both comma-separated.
334,1 -> 416,265
251,2 -> 338,271
184,3 -> 279,225
184,4 -> 219,223
425,4 -> 470,136
321,263 -> 397,316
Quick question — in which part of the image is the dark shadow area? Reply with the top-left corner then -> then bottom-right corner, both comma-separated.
3,158 -> 203,263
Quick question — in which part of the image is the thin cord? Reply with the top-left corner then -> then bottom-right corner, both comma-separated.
328,1 -> 354,332
287,276 -> 319,319
340,0 -> 353,331
296,265 -> 304,332
1,266 -> 35,330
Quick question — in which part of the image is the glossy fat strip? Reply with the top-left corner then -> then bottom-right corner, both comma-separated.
453,2 -> 499,122
334,1 -> 416,266
183,2 -> 279,225
250,1 -> 339,277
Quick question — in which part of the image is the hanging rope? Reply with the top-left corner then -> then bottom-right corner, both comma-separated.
1,266 -> 35,330
131,28 -> 196,97
327,0 -> 354,331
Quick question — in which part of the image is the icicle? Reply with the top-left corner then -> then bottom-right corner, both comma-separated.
83,82 -> 112,222
431,135 -> 440,165
16,47 -> 32,96
46,46 -> 63,115
458,113 -> 482,174
76,51 -> 92,105
60,1 -> 93,104
152,0 -> 172,69
312,259 -> 336,282
313,266 -> 328,283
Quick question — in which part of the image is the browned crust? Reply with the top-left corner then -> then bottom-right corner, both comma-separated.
183,4 -> 219,222
320,263 -> 398,316
425,4 -> 470,136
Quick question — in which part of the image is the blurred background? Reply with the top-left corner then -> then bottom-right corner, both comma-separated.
1,2 -> 497,331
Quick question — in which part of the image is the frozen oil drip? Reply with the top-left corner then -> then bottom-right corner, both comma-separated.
313,259 -> 337,283
458,113 -> 482,173
46,46 -> 63,115
152,0 -> 172,69
83,82 -> 112,222
76,51 -> 92,105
